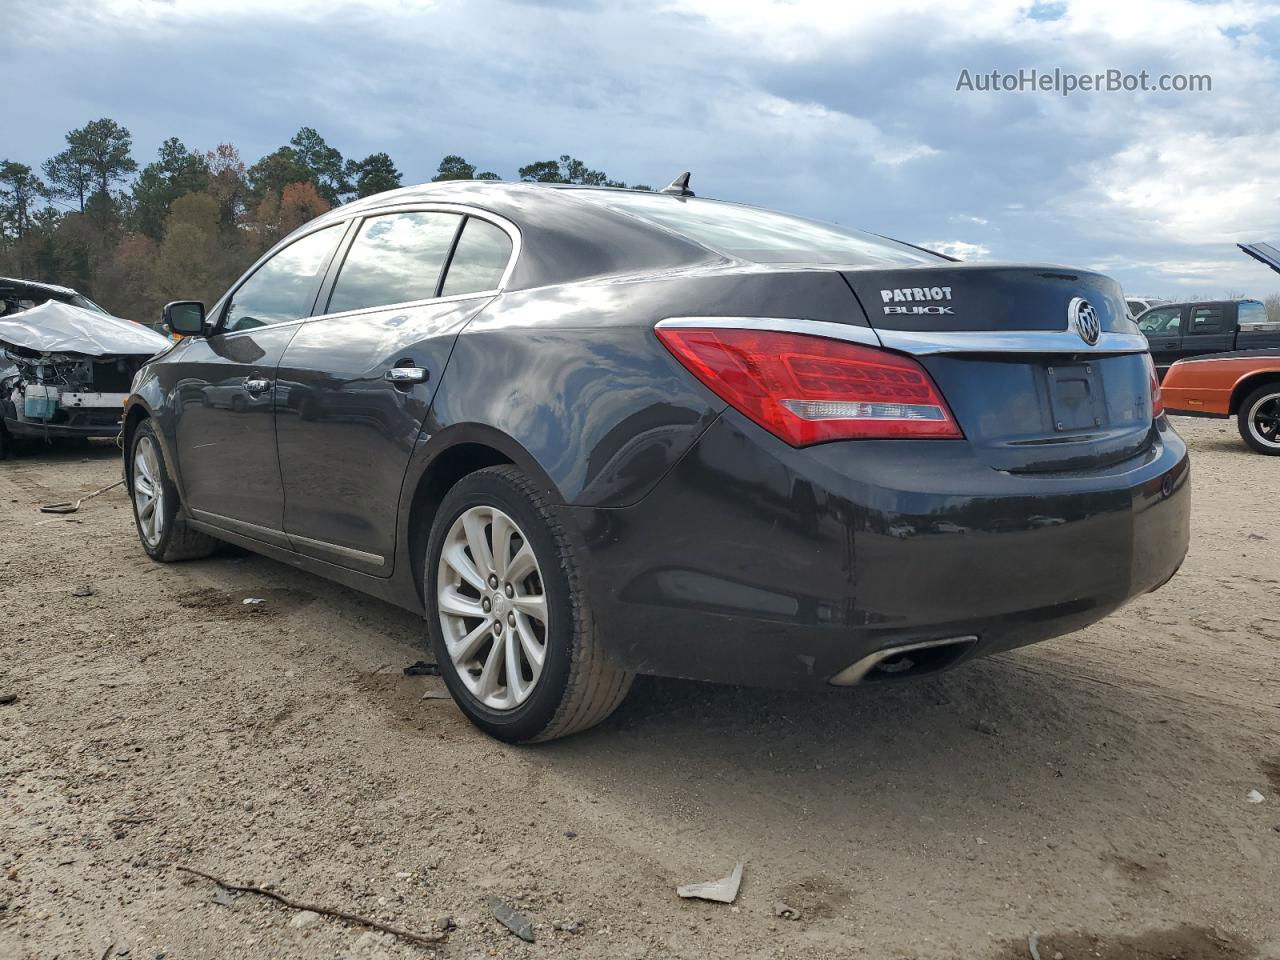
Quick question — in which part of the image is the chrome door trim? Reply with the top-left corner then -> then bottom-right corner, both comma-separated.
288,531 -> 388,570
189,508 -> 292,549
656,316 -> 1150,356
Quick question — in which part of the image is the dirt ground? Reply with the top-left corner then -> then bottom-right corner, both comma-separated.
2,417 -> 1278,960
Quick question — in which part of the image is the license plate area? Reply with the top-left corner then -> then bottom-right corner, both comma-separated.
1046,362 -> 1105,432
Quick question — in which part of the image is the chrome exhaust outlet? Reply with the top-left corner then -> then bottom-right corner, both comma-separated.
828,635 -> 977,686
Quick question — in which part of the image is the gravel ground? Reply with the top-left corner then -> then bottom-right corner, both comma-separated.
1,417 -> 1278,960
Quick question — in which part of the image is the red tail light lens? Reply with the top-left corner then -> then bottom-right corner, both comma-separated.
655,326 -> 962,446
1145,354 -> 1165,417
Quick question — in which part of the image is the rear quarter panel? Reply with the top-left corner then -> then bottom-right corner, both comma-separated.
422,265 -> 865,508
1162,355 -> 1280,417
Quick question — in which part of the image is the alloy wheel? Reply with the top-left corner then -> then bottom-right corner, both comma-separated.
1249,392 -> 1280,449
436,505 -> 549,711
132,435 -> 165,547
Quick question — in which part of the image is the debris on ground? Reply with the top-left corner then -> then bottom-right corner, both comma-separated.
1028,932 -> 1042,960
434,915 -> 456,933
0,693 -> 17,706
1247,532 -> 1268,540
554,920 -> 583,933
488,897 -> 536,942
403,660 -> 441,676
40,478 -> 126,515
210,887 -> 236,908
1246,789 -> 1266,804
676,862 -> 743,903
420,688 -> 451,700
241,598 -> 265,606
288,909 -> 321,929
175,864 -> 446,945
72,583 -> 95,597
772,901 -> 801,920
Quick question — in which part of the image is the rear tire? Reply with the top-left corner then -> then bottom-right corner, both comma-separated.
127,419 -> 219,561
1237,384 -> 1280,455
425,465 -> 632,743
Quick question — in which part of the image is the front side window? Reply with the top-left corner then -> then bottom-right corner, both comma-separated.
441,217 -> 513,297
583,191 -> 942,266
1188,306 -> 1223,334
224,225 -> 343,333
327,211 -> 462,314
1138,307 -> 1180,333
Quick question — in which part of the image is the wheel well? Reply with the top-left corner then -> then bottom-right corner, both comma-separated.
407,443 -> 514,602
122,405 -> 149,456
1230,373 -> 1280,414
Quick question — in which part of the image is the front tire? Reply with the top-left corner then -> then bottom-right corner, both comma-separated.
128,419 -> 219,561
1237,384 -> 1280,455
425,465 -> 632,743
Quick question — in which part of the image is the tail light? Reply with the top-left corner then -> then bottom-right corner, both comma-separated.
1144,354 -> 1165,417
655,325 -> 962,447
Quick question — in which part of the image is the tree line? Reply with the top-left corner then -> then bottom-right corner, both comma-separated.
0,119 -> 653,322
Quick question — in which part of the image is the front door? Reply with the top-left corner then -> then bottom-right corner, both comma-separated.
275,210 -> 515,573
175,223 -> 346,540
1137,305 -> 1184,377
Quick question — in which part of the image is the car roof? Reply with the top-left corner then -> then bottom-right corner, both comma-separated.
301,180 -> 717,292
0,276 -> 82,299
328,179 -> 657,222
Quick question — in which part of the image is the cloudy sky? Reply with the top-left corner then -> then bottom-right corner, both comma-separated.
8,0 -> 1279,297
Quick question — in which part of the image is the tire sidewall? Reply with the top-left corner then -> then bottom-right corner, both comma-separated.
1239,386 -> 1280,455
425,469 -> 578,742
128,420 -> 182,559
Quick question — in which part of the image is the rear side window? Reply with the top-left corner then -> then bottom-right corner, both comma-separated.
441,218 -> 513,297
328,211 -> 462,314
224,225 -> 343,333
1188,306 -> 1224,334
1239,301 -> 1268,328
584,192 -> 942,266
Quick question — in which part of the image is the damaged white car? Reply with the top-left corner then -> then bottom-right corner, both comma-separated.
0,295 -> 172,455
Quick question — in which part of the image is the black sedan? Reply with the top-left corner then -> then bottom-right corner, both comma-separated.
124,177 -> 1190,742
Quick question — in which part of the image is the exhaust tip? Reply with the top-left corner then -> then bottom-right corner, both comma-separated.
829,635 -> 977,686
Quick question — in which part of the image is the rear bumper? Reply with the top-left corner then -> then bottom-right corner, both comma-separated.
557,411 -> 1190,690
4,416 -> 121,440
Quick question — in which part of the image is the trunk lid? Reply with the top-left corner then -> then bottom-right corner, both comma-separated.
841,263 -> 1155,474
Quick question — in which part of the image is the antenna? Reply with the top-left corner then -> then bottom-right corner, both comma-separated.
660,172 -> 695,197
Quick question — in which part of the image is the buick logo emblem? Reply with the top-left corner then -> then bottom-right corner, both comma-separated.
1069,297 -> 1101,345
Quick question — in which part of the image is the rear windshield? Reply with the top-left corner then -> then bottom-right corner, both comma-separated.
581,191 -> 944,267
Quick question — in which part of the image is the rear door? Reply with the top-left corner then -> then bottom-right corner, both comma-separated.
175,223 -> 346,541
275,208 -> 516,574
1136,305 -> 1184,374
842,264 -> 1157,475
1178,303 -> 1235,361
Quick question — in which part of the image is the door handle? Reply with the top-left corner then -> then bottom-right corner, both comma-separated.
385,367 -> 428,385
244,377 -> 272,395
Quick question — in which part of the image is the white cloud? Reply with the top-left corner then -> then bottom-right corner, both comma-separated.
1066,128 -> 1280,242
927,240 -> 992,260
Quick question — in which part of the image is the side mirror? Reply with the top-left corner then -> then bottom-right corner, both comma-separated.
163,301 -> 207,336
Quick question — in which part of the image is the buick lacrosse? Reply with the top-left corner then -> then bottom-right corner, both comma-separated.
125,176 -> 1189,742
